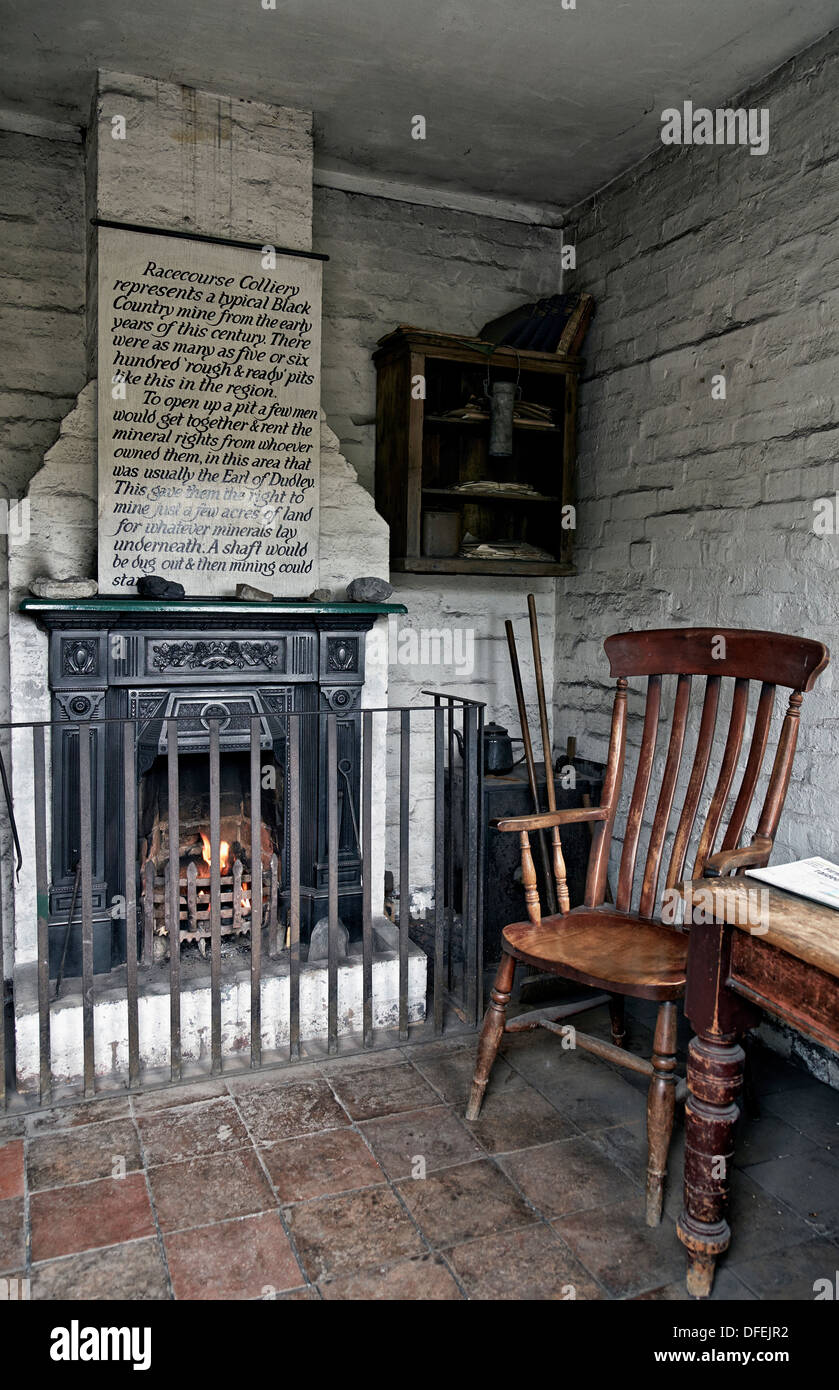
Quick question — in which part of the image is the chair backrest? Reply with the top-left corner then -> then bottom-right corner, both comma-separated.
584,628 -> 829,917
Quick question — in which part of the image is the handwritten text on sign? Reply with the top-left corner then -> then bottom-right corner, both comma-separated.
97,228 -> 322,595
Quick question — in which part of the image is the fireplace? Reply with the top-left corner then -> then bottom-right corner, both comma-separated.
22,596 -> 400,977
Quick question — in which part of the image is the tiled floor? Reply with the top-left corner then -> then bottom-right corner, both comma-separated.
1,1001 -> 837,1300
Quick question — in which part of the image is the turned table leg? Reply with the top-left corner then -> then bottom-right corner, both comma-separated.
676,1030 -> 745,1298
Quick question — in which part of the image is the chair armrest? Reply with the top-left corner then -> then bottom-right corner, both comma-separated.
702,837 -> 772,878
492,806 -> 608,834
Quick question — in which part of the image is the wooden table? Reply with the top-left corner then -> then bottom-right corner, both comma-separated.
676,879 -> 839,1297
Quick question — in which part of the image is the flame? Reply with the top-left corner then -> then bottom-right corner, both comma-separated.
200,832 -> 230,875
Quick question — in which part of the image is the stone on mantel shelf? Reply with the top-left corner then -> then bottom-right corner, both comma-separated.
235,583 -> 274,603
346,576 -> 394,603
29,576 -> 98,600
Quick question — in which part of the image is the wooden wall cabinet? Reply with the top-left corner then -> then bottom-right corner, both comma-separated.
373,326 -> 581,576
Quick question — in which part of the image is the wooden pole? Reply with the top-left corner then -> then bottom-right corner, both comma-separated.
527,593 -> 570,913
506,620 -> 557,915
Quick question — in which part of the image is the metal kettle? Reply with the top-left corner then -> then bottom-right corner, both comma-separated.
453,720 -> 515,775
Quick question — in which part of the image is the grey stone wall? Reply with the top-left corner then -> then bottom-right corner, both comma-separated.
557,28 -> 839,879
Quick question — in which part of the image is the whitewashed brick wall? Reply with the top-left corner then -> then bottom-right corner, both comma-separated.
557,28 -> 839,891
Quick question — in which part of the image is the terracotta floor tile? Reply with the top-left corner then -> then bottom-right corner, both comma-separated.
729,1235 -> 839,1299
715,1170 -> 819,1264
636,1268 -> 757,1301
318,1048 -> 409,1075
27,1119 -> 143,1191
510,1046 -> 645,1133
131,1079 -> 229,1117
225,1064 -> 323,1092
319,1254 -> 462,1300
30,1173 -> 155,1262
260,1127 -> 384,1203
762,1081 -> 839,1150
448,1223 -> 604,1300
31,1237 -> 171,1300
25,1095 -> 132,1135
464,1081 -> 577,1154
138,1098 -> 251,1165
587,1120 -> 649,1186
396,1159 -> 536,1249
233,1079 -> 350,1144
741,1147 -> 839,1236
411,1045 -> 521,1107
285,1186 -> 424,1281
360,1105 -> 482,1179
165,1212 -> 301,1299
553,1196 -> 687,1298
0,1197 -> 25,1275
148,1150 -> 276,1231
327,1061 -> 439,1121
0,1141 -> 24,1200
499,1135 -> 637,1218
733,1111 -> 818,1169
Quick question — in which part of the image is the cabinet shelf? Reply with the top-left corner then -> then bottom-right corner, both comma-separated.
374,325 -> 585,577
422,487 -> 560,504
424,414 -> 561,433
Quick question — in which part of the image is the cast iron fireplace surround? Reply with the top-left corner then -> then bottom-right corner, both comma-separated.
21,596 -> 405,976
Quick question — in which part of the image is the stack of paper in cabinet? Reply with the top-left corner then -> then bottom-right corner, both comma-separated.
745,856 -> 839,911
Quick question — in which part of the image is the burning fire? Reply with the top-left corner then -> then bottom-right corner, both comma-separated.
200,832 -> 230,875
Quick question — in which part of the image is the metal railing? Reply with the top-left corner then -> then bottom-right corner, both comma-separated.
0,695 -> 484,1110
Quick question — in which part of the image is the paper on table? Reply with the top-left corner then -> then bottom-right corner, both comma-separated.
745,856 -> 839,911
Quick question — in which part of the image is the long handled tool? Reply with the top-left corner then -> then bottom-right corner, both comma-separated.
527,593 -> 570,914
505,620 -> 557,916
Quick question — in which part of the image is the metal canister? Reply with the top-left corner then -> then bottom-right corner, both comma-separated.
488,381 -> 516,456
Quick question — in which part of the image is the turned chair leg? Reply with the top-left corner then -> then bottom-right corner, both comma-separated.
609,993 -> 626,1048
466,951 -> 516,1121
646,1000 -> 678,1226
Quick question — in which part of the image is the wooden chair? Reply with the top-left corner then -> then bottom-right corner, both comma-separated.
466,627 -> 829,1225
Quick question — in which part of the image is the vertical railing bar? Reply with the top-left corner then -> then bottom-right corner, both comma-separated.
289,715 -> 301,1059
33,724 -> 51,1106
399,709 -> 410,1041
0,753 -> 4,1111
446,698 -> 455,993
475,702 -> 485,1019
142,862 -> 153,964
463,705 -> 478,1026
79,722 -> 95,1098
327,713 -> 339,1054
433,702 -> 445,1036
361,708 -> 373,1047
209,718 -> 222,1075
166,717 -> 181,1083
123,720 -> 140,1088
249,715 -> 262,1069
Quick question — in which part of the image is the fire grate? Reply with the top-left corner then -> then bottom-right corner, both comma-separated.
141,854 -> 281,956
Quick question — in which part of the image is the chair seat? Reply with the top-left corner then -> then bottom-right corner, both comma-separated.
502,906 -> 688,1001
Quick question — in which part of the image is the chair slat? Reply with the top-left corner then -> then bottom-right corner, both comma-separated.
616,675 -> 662,912
692,677 -> 749,878
639,674 -> 692,918
755,691 -> 804,842
666,675 -> 721,891
720,682 -> 775,852
584,678 -> 627,907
